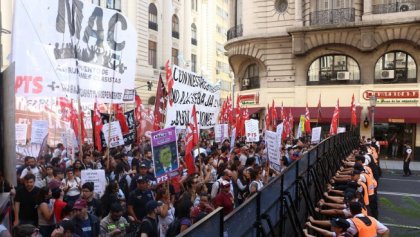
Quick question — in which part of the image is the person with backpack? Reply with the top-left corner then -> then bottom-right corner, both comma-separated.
62,167 -> 81,205
140,200 -> 162,237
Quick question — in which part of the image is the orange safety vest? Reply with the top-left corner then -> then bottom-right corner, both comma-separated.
363,166 -> 377,189
352,216 -> 378,237
362,173 -> 376,196
359,182 -> 370,206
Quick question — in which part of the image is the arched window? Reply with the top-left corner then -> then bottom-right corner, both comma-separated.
172,15 -> 179,39
374,51 -> 417,83
241,64 -> 260,91
191,23 -> 197,45
148,3 -> 158,30
307,55 -> 360,85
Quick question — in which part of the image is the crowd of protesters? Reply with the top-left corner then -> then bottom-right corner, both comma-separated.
4,131 -> 315,237
303,139 -> 390,236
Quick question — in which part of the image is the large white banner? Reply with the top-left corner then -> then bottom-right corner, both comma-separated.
215,124 -> 229,143
165,65 -> 221,129
30,120 -> 49,144
12,0 -> 137,103
265,131 -> 281,172
245,119 -> 260,142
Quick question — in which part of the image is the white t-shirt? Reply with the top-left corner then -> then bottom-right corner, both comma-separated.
20,166 -> 44,188
62,177 -> 81,197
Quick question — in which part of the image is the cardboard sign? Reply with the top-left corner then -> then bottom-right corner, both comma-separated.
15,124 -> 28,145
265,131 -> 281,172
311,127 -> 322,144
215,124 -> 229,143
338,127 -> 346,134
151,127 -> 179,184
30,120 -> 49,144
81,169 -> 106,197
102,121 -> 125,148
245,119 -> 260,142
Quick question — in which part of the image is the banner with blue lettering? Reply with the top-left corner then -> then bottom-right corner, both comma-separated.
165,65 -> 221,129
12,0 -> 137,103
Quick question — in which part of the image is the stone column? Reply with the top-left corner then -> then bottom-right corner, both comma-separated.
162,0 -> 172,66
183,0 -> 192,69
364,0 -> 372,15
295,0 -> 303,26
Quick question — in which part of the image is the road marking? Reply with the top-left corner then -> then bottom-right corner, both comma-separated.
382,223 -> 420,230
381,178 -> 420,183
378,191 -> 420,198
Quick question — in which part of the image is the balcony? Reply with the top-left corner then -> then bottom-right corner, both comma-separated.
310,8 -> 355,26
148,22 -> 158,31
172,31 -> 179,39
373,1 -> 419,14
227,24 -> 243,40
191,38 -> 197,46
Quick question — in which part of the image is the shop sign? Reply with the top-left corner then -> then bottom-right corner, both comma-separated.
363,90 -> 419,104
238,93 -> 260,105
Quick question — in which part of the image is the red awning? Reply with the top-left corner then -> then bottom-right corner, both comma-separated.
368,106 -> 420,123
274,106 -> 362,123
241,107 -> 264,115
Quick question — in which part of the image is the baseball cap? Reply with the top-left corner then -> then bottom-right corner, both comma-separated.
140,163 -> 149,168
330,217 -> 350,229
73,199 -> 87,209
146,200 -> 163,212
136,176 -> 148,183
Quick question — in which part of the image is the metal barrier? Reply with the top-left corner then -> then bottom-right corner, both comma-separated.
178,131 -> 359,237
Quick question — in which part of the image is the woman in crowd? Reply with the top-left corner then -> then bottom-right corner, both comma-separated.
62,167 -> 81,205
35,187 -> 55,237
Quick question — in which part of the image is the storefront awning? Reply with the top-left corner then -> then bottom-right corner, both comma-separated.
368,106 -> 420,123
275,106 -> 362,123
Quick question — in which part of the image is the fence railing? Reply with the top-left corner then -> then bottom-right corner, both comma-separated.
177,131 -> 359,237
373,1 -> 419,14
227,24 -> 243,40
310,8 -> 355,25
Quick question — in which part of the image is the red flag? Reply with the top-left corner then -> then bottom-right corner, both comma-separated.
288,109 -> 294,138
191,105 -> 199,146
57,97 -> 72,120
305,102 -> 311,134
235,95 -> 242,136
282,115 -> 288,141
241,107 -> 249,136
351,94 -> 357,127
153,75 -> 167,131
271,100 -> 277,130
165,60 -> 175,106
329,99 -> 340,135
93,100 -> 103,152
280,102 -> 285,121
265,103 -> 271,131
220,99 -> 227,123
80,110 -> 87,143
317,94 -> 322,123
69,101 -> 85,142
113,104 -> 129,134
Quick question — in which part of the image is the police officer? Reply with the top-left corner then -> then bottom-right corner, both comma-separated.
347,202 -> 389,237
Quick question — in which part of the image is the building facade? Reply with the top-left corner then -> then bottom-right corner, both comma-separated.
0,0 -> 232,104
226,0 -> 420,159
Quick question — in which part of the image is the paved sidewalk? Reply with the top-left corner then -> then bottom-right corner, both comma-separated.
380,159 -> 420,171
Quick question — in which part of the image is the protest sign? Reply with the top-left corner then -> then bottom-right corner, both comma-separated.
13,0 -> 137,103
338,127 -> 346,134
276,123 -> 283,138
102,121 -> 125,148
311,127 -> 322,144
265,131 -> 281,172
123,110 -> 136,145
151,127 -> 179,184
30,120 -> 49,144
230,128 -> 236,151
215,124 -> 229,143
165,65 -> 221,129
15,124 -> 28,145
245,119 -> 259,142
81,169 -> 106,197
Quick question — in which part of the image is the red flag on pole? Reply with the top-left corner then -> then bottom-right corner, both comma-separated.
305,102 -> 311,134
351,94 -> 357,127
113,104 -> 129,134
184,105 -> 199,174
271,100 -> 277,130
288,108 -> 294,138
329,99 -> 340,135
57,97 -> 71,120
153,75 -> 167,131
235,95 -> 242,136
280,102 -> 285,121
265,103 -> 271,131
93,100 -> 103,152
191,104 -> 199,146
317,94 -> 322,123
165,60 -> 175,106
69,101 -> 80,141
135,94 -> 143,143
80,110 -> 87,143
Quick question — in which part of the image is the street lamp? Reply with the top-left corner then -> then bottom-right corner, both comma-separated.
369,95 -> 377,139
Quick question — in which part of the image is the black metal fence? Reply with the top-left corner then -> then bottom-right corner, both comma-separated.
227,24 -> 243,40
310,8 -> 355,25
178,131 -> 359,237
373,1 -> 420,14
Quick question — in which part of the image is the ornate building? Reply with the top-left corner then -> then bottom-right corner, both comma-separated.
226,0 -> 420,159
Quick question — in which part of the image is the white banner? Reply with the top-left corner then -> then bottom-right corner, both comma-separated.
30,120 -> 49,144
276,123 -> 283,139
338,127 -> 346,134
215,124 -> 229,143
81,169 -> 106,198
245,119 -> 260,142
15,124 -> 28,145
12,0 -> 137,103
311,127 -> 322,144
165,65 -> 221,129
102,121 -> 124,148
265,131 -> 281,172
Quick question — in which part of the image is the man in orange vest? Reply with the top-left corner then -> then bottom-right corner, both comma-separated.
347,202 -> 389,237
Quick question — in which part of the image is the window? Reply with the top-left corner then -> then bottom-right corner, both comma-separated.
92,0 -> 100,6
148,41 -> 157,69
106,0 -> 121,11
191,23 -> 197,45
374,51 -> 417,83
217,6 -> 228,19
192,0 -> 198,11
221,80 -> 231,91
172,48 -> 179,66
317,0 -> 351,10
191,54 -> 197,72
172,15 -> 179,39
307,55 -> 360,85
241,64 -> 260,90
148,3 -> 158,31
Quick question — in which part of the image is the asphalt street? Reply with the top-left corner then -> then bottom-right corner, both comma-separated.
377,170 -> 420,237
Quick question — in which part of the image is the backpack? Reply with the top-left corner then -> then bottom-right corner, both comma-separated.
166,218 -> 182,237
